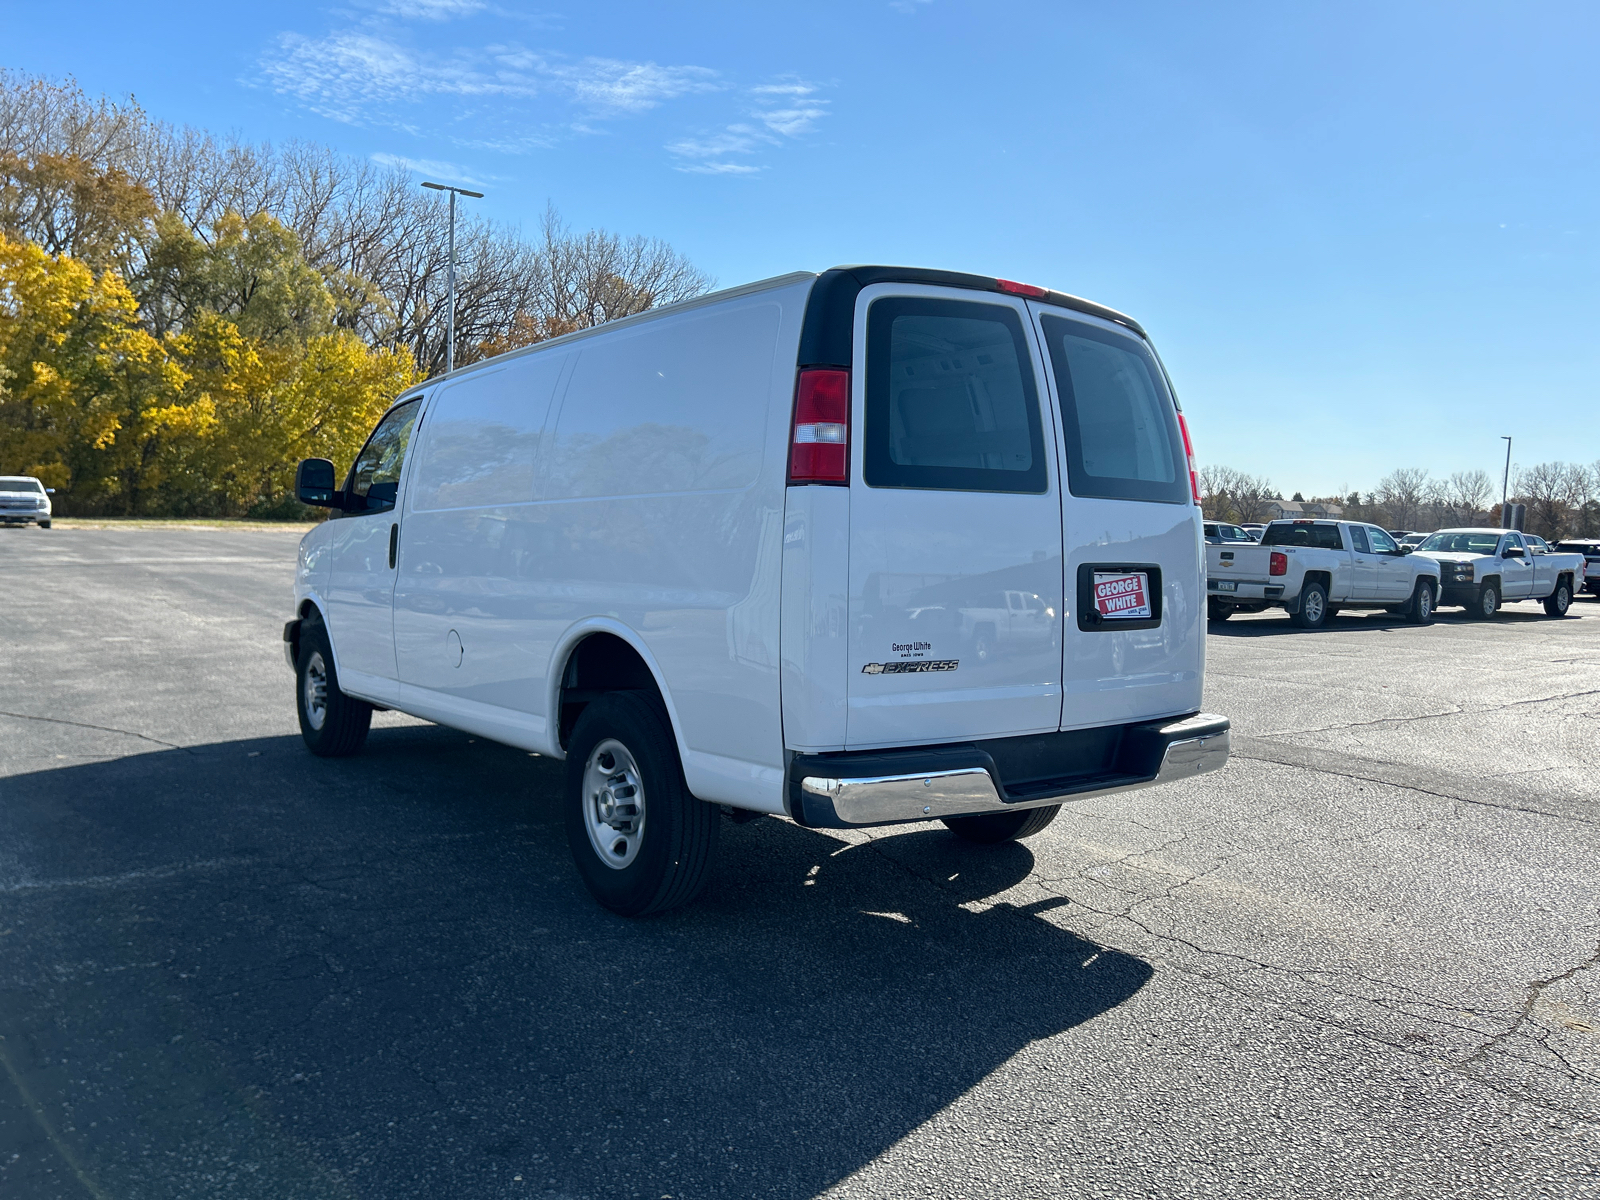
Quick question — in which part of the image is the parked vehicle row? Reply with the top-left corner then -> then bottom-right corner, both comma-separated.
1554,539 -> 1600,596
283,265 -> 1230,915
1207,520 -> 1588,626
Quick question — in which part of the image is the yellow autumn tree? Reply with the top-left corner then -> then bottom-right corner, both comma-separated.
0,232 -> 204,510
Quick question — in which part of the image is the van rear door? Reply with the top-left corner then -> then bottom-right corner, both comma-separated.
1027,304 -> 1204,731
844,285 -> 1064,750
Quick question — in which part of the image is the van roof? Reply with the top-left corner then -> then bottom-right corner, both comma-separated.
402,264 -> 1147,401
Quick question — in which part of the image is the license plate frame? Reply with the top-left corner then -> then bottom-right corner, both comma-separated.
1213,579 -> 1238,593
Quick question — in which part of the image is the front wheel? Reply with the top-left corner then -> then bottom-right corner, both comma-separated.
1473,581 -> 1501,620
295,615 -> 372,756
38,519 -> 51,529
1406,580 -> 1436,625
1289,581 -> 1329,629
943,805 -> 1060,844
565,692 -> 719,916
1544,579 -> 1573,618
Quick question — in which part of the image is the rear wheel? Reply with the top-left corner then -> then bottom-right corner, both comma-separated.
1406,579 -> 1436,625
296,614 -> 372,756
1207,599 -> 1233,623
943,805 -> 1060,844
565,692 -> 719,916
1544,578 -> 1573,618
1473,580 -> 1501,620
1289,581 -> 1329,629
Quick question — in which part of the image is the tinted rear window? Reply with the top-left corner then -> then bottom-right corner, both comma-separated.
1262,522 -> 1344,550
864,297 -> 1047,493
1038,314 -> 1187,504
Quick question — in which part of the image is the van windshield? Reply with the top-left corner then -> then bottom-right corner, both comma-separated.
1037,315 -> 1187,504
0,477 -> 43,493
1261,523 -> 1344,550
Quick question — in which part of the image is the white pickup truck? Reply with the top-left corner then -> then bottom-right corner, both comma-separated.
1412,528 -> 1584,618
1207,519 -> 1442,628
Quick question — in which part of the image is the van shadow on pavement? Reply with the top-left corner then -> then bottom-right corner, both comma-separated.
0,724 -> 1151,1200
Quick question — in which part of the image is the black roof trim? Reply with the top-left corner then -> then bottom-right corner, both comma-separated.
796,265 -> 1147,369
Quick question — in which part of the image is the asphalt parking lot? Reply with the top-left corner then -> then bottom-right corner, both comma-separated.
2,526 -> 1597,1200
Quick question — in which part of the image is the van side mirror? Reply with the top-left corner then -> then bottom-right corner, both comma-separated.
295,458 -> 342,508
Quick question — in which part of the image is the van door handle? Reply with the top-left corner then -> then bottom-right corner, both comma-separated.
388,522 -> 398,569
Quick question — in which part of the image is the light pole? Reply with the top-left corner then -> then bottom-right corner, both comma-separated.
421,181 -> 484,375
1500,435 -> 1513,514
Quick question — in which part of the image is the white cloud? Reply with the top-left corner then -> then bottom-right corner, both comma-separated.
532,56 -> 721,114
376,0 -> 488,19
675,161 -> 763,176
665,125 -> 773,159
370,152 -> 485,185
261,33 -> 716,127
889,0 -> 934,13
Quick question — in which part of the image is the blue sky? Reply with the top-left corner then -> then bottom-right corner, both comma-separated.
5,0 -> 1597,497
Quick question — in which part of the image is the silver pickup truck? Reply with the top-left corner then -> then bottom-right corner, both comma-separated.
1412,528 -> 1585,618
1207,519 -> 1442,628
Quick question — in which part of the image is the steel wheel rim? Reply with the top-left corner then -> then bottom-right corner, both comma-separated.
1304,590 -> 1324,623
303,651 -> 328,731
583,738 -> 646,870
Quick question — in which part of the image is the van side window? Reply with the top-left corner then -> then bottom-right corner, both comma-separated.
346,399 -> 421,514
1038,315 -> 1188,504
863,297 -> 1047,493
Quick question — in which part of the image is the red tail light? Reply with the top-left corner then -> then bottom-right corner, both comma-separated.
1177,412 -> 1201,505
789,367 -> 849,485
1270,552 -> 1288,576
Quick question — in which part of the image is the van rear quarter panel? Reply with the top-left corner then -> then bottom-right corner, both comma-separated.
529,281 -> 811,810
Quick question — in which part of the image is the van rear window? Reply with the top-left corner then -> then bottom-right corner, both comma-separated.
863,297 -> 1047,493
1261,523 -> 1345,550
1038,315 -> 1188,504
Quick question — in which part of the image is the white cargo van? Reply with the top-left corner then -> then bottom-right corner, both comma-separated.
284,267 -> 1230,915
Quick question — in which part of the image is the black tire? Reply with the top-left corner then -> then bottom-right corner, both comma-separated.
1207,599 -> 1233,623
1472,580 -> 1501,620
1406,579 -> 1436,625
38,520 -> 50,529
1324,605 -> 1342,620
1544,578 -> 1573,618
295,613 -> 372,757
565,692 -> 719,917
1289,580 -> 1329,629
943,804 -> 1061,844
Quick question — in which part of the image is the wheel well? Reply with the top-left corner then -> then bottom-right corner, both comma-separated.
1304,570 -> 1332,593
558,633 -> 666,750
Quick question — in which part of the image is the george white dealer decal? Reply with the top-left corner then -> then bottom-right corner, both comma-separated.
862,660 -> 959,674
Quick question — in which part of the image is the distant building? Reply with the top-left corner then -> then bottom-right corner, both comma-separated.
1265,499 -> 1344,521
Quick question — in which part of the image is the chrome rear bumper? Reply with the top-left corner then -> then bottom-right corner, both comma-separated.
791,712 -> 1230,829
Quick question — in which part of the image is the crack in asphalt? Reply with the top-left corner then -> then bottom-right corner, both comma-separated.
1251,687 -> 1600,743
0,709 -> 190,753
1460,941 -> 1600,1076
1231,735 -> 1599,827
